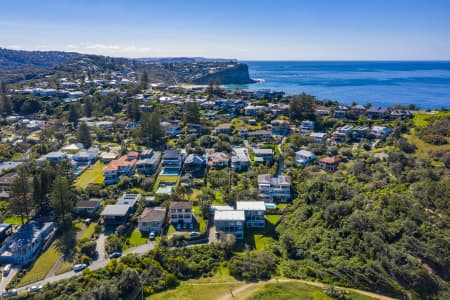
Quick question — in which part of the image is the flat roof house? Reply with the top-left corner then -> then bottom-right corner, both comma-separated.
236,201 -> 266,228
370,126 -> 393,139
0,221 -> 55,264
184,154 -> 207,177
169,201 -> 193,225
295,150 -> 316,167
117,193 -> 140,210
319,156 -> 342,172
101,204 -> 132,225
253,148 -> 274,165
138,207 -> 167,233
271,119 -> 290,136
258,174 -> 291,202
213,123 -> 233,135
214,210 -> 245,240
161,149 -> 183,175
136,151 -> 162,175
367,106 -> 388,119
45,151 -> 67,164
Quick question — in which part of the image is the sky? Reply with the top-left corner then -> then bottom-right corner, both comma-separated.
1,0 -> 450,60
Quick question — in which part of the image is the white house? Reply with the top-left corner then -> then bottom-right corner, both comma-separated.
371,126 -> 393,139
236,201 -> 266,228
231,147 -> 250,172
138,207 -> 167,233
214,210 -> 245,240
169,201 -> 193,225
295,150 -> 316,166
258,174 -> 291,202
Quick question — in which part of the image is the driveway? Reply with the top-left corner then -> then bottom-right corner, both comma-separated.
96,233 -> 107,260
0,266 -> 18,292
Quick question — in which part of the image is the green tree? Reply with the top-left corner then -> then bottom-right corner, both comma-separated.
84,97 -> 94,117
289,93 -> 315,121
140,71 -> 149,89
184,101 -> 201,124
50,173 -> 75,224
139,112 -> 165,147
68,104 -> 80,125
127,101 -> 141,121
10,166 -> 33,224
0,94 -> 12,115
77,122 -> 92,147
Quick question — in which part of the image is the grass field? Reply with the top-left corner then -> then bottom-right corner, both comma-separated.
192,206 -> 207,232
125,230 -> 149,249
3,216 -> 27,225
412,111 -> 450,128
18,242 -> 61,286
246,282 -> 376,300
78,223 -> 96,241
147,282 -> 244,300
75,161 -> 105,189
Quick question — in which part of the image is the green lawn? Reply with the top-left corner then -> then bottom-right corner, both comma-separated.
166,224 -> 177,236
192,206 -> 207,232
3,216 -> 27,225
243,217 -> 278,250
412,111 -> 450,128
247,282 -> 376,300
79,223 -> 96,241
75,161 -> 105,189
18,242 -> 61,286
147,282 -> 244,300
266,214 -> 281,225
125,230 -> 149,249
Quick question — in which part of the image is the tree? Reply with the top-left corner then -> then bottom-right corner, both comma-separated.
139,112 -> 165,147
199,187 -> 213,218
0,94 -> 12,115
77,122 -> 92,147
127,101 -> 141,121
84,97 -> 94,117
184,101 -> 201,124
10,166 -> 33,225
68,104 -> 80,125
0,80 -> 6,93
105,234 -> 122,254
139,71 -> 149,89
118,268 -> 140,297
289,93 -> 315,121
50,173 -> 75,224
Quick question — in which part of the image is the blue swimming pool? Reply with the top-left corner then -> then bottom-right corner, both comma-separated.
160,168 -> 180,176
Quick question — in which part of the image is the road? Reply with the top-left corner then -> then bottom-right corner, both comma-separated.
15,241 -> 154,294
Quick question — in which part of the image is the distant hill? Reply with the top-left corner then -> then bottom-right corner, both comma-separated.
0,48 -> 82,70
137,57 -> 237,63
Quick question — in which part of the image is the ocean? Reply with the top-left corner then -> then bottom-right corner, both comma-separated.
230,61 -> 450,109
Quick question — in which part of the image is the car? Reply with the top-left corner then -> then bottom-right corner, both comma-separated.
84,218 -> 92,225
3,264 -> 11,276
109,252 -> 122,259
1,289 -> 18,298
189,231 -> 200,237
73,263 -> 88,272
149,231 -> 156,240
28,285 -> 43,293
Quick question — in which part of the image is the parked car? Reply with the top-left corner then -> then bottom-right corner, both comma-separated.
84,218 -> 92,225
109,252 -> 122,259
28,285 -> 43,293
149,231 -> 156,240
3,264 -> 11,276
1,289 -> 18,298
73,263 -> 88,272
189,231 -> 200,237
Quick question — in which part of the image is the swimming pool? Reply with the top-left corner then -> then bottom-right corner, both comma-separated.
160,168 -> 180,176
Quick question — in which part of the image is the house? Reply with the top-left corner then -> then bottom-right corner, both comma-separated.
367,106 -> 388,119
351,104 -> 366,116
231,147 -> 250,172
300,120 -> 314,132
238,127 -> 249,138
271,119 -> 290,136
390,110 -> 412,120
295,150 -> 316,166
0,172 -> 17,192
117,193 -> 140,210
138,207 -> 167,233
95,121 -> 114,129
45,151 -> 67,164
370,126 -> 393,139
314,106 -> 331,115
244,105 -> 265,116
257,174 -> 291,202
353,126 -> 369,139
101,205 -> 132,225
213,123 -> 233,135
169,201 -> 193,225
208,152 -> 230,168
184,154 -> 207,177
247,130 -> 272,140
214,210 -> 245,240
334,106 -> 348,119
309,132 -> 327,143
253,148 -> 274,165
136,151 -> 161,175
73,147 -> 99,166
103,151 -> 138,185
99,152 -> 118,163
0,221 -> 55,264
319,156 -> 342,172
161,150 -> 183,175
165,124 -> 183,137
236,201 -> 266,228
332,125 -> 354,144
76,200 -> 101,216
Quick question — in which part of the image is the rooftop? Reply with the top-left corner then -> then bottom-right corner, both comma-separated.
236,201 -> 266,211
214,210 -> 245,221
138,207 -> 166,223
170,201 -> 193,210
101,204 -> 131,216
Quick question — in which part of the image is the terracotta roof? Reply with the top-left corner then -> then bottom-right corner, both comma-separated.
76,200 -> 100,209
103,152 -> 138,172
319,156 -> 341,164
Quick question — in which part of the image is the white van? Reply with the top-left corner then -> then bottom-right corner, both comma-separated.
3,264 -> 11,276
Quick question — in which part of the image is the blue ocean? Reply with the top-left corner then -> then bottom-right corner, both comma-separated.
234,61 -> 450,109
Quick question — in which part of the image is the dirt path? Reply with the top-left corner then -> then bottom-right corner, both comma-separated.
215,278 -> 398,300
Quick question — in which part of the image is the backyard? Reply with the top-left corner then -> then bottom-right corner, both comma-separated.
75,161 -> 105,189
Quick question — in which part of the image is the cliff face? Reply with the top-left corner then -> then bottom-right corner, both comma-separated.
192,64 -> 255,85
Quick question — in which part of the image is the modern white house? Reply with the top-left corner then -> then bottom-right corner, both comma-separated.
295,150 -> 316,167
309,132 -> 327,143
236,201 -> 266,228
300,120 -> 315,132
370,126 -> 393,139
214,210 -> 245,240
258,174 -> 291,202
0,221 -> 55,264
138,207 -> 167,233
231,147 -> 250,172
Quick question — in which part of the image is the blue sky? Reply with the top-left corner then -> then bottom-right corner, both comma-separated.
1,0 -> 450,60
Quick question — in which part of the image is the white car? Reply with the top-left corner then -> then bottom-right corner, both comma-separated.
3,264 -> 11,276
28,285 -> 43,293
1,289 -> 18,298
73,263 -> 88,272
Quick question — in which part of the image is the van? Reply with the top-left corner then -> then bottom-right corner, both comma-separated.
3,264 -> 11,276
